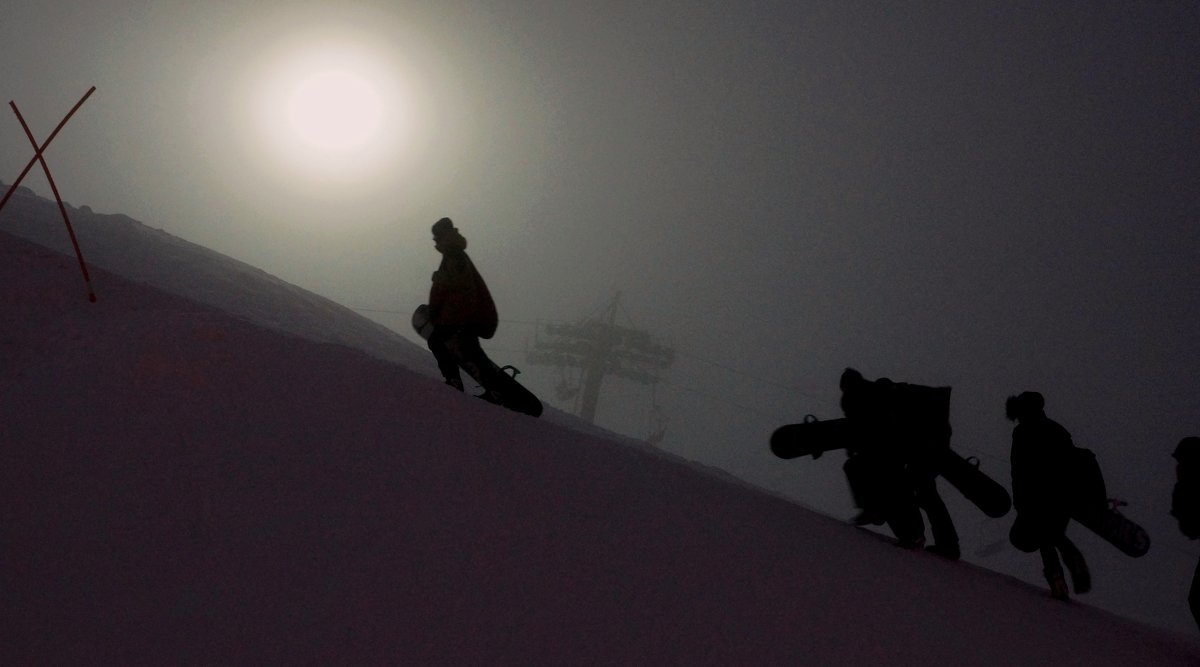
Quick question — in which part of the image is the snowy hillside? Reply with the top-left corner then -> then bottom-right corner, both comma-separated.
0,183 -> 430,371
4,208 -> 1200,663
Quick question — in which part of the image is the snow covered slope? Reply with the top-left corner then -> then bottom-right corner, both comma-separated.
2,224 -> 1199,662
0,182 -> 430,371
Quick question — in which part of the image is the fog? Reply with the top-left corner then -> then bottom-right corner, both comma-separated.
4,1 -> 1199,632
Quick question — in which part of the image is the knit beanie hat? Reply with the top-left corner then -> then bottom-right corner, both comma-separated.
1174,437 -> 1200,463
432,217 -> 456,238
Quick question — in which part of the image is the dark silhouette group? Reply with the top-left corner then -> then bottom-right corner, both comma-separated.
420,218 -> 1200,629
828,366 -> 1195,620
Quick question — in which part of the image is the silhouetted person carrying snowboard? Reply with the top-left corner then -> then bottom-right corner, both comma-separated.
1172,436 -> 1200,631
424,217 -> 502,399
413,218 -> 543,416
1006,391 -> 1090,601
840,369 -> 961,559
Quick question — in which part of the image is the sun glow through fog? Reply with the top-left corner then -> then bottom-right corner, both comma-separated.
249,35 -> 414,185
286,69 -> 383,151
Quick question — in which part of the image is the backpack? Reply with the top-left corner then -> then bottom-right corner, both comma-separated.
1067,446 -> 1108,515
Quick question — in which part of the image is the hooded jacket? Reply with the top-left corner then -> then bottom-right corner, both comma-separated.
429,229 -> 498,338
1010,415 -> 1074,515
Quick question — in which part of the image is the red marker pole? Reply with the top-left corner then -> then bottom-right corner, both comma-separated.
9,100 -> 96,301
0,86 -> 95,216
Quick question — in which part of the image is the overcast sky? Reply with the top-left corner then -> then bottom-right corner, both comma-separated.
4,0 -> 1200,630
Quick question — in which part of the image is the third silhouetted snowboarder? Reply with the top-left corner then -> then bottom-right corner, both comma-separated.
1006,391 -> 1091,601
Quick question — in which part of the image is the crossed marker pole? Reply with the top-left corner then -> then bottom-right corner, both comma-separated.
0,86 -> 98,302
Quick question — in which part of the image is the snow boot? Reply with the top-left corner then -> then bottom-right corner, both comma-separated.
1045,569 -> 1070,601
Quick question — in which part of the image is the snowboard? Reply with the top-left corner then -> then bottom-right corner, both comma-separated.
1060,447 -> 1148,557
1073,504 -> 1151,558
769,415 -> 849,459
770,416 -> 1011,518
412,303 -> 436,340
412,304 -> 543,417
937,449 -> 1012,518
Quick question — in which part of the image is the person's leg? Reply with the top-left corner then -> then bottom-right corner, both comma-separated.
881,466 -> 925,549
1040,513 -> 1071,600
844,455 -> 887,526
1040,545 -> 1069,600
1057,534 -> 1090,594
451,331 -> 504,398
916,476 -> 960,559
427,326 -> 464,390
1011,512 -> 1067,599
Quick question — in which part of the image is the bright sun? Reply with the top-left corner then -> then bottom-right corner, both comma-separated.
286,69 -> 383,151
250,37 -> 412,183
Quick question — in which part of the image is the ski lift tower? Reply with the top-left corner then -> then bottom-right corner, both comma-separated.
527,292 -> 674,424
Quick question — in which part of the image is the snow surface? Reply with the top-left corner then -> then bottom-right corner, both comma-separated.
3,192 -> 1200,664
